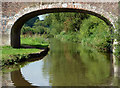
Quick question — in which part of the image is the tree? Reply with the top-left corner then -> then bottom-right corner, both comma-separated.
25,17 -> 39,27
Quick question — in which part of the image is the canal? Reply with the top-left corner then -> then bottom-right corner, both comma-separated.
2,38 -> 119,86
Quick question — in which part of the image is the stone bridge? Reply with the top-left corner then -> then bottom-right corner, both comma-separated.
0,0 -> 119,48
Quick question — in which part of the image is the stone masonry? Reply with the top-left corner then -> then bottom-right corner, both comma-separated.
0,0 -> 119,47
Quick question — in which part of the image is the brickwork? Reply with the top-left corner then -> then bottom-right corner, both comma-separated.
0,1 -> 119,46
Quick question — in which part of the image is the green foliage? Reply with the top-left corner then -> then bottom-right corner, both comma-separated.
25,16 -> 39,27
51,14 -> 112,51
21,12 -> 112,52
44,12 -> 89,34
79,16 -> 111,49
21,25 -> 35,34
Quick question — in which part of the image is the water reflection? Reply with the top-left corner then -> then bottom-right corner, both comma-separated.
11,70 -> 32,86
3,39 -> 118,86
21,60 -> 50,86
41,39 -> 113,86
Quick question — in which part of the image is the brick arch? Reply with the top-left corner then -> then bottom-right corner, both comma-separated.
9,3 -> 117,48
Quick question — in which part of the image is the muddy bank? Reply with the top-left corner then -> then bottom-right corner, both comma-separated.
1,47 -> 49,67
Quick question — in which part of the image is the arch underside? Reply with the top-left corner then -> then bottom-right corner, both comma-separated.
11,8 -> 114,48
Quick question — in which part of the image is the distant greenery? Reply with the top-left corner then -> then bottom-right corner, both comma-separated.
21,35 -> 49,46
21,12 -> 112,52
25,16 -> 39,27
55,15 -> 111,51
21,19 -> 49,35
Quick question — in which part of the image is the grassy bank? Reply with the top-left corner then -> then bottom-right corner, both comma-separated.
1,46 -> 40,65
1,35 -> 49,66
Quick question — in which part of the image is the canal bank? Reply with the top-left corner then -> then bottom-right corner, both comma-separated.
1,45 -> 49,67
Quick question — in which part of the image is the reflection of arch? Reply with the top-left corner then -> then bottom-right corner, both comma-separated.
11,70 -> 32,86
10,6 -> 115,48
9,49 -> 49,86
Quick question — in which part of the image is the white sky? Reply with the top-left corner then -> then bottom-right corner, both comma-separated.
38,14 -> 49,20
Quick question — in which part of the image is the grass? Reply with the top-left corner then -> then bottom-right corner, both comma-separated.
2,46 -> 41,61
21,34 -> 49,46
1,35 -> 49,66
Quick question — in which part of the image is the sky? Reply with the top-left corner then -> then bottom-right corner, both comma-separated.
38,14 -> 49,20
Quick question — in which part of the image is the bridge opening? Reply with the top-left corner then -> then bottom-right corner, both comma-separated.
11,8 -> 113,50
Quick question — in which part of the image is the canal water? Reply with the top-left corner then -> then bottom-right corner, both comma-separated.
2,39 -> 119,86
